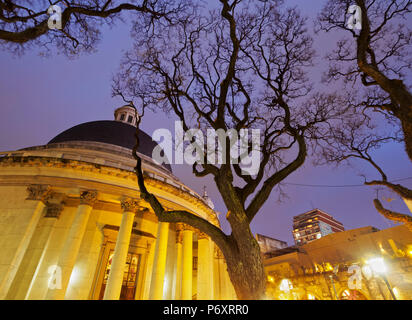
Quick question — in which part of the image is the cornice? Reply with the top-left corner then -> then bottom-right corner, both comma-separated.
0,155 -> 219,226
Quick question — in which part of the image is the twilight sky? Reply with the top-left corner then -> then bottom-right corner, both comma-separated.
0,0 -> 411,245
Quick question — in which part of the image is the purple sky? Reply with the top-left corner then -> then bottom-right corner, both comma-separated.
0,1 -> 411,245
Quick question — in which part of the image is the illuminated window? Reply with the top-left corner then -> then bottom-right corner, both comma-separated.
100,251 -> 142,300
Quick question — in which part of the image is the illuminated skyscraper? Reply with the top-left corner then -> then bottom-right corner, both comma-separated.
292,209 -> 344,245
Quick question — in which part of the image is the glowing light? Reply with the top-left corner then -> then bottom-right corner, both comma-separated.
406,245 -> 412,258
361,265 -> 373,280
314,264 -> 324,273
367,257 -> 386,274
279,279 -> 293,293
307,293 -> 316,300
66,266 -> 80,289
163,277 -> 169,297
324,262 -> 333,272
393,287 -> 400,299
341,289 -> 351,299
267,275 -> 275,283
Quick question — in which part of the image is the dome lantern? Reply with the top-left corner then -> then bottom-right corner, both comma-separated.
114,105 -> 139,127
202,186 -> 215,209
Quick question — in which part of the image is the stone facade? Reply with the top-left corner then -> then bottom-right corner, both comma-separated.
264,225 -> 412,300
0,138 -> 236,300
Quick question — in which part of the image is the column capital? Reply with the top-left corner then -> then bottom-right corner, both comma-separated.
175,222 -> 185,232
44,202 -> 64,218
176,230 -> 183,244
176,223 -> 195,232
120,197 -> 143,213
214,245 -> 224,259
197,231 -> 209,240
26,184 -> 52,203
79,190 -> 98,206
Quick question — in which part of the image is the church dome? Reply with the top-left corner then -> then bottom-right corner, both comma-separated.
47,120 -> 172,172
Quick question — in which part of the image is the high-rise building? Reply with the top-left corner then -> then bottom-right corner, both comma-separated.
292,209 -> 344,245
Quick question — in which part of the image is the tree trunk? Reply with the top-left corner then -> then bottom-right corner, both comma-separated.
223,223 -> 267,300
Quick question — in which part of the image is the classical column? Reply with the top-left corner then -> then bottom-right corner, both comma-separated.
0,184 -> 51,299
149,222 -> 170,299
173,225 -> 183,300
181,225 -> 193,300
103,198 -> 140,300
45,190 -> 97,300
197,232 -> 213,300
142,242 -> 156,300
215,247 -> 229,299
10,202 -> 64,300
134,249 -> 149,300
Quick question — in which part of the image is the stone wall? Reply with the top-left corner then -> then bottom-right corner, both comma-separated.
265,225 -> 412,300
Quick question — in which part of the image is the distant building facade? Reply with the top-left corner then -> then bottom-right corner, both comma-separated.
256,234 -> 288,257
292,209 -> 344,245
264,225 -> 412,300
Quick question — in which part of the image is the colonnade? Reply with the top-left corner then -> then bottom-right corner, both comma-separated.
2,184 -> 235,300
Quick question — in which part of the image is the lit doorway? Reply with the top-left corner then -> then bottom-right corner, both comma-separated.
99,251 -> 142,300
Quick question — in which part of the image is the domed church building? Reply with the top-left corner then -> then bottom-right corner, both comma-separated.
0,106 -> 237,300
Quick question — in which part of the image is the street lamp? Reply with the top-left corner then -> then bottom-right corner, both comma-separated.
366,257 -> 397,300
329,264 -> 339,300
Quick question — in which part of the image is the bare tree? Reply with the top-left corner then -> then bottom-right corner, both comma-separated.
114,0 -> 348,299
318,0 -> 412,160
317,0 -> 412,229
0,0 -> 185,55
315,103 -> 412,231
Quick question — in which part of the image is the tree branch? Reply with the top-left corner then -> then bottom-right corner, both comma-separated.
373,198 -> 412,231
